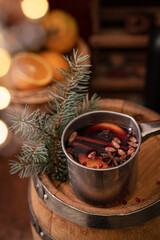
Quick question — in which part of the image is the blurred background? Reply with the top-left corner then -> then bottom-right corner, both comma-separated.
0,0 -> 160,239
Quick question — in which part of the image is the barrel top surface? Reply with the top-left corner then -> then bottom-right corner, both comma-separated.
39,99 -> 160,216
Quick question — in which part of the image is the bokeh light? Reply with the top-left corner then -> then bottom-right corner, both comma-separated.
21,0 -> 49,20
0,48 -> 11,77
0,87 -> 11,110
0,120 -> 8,145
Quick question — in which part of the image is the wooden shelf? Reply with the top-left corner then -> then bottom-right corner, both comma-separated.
89,0 -> 153,102
100,7 -> 160,21
91,76 -> 145,91
89,30 -> 149,48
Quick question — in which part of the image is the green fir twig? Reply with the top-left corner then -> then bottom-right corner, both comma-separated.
8,50 -> 100,181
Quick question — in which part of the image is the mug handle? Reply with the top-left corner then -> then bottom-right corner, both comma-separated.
139,120 -> 160,142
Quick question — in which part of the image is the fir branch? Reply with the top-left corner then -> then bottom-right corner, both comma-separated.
77,93 -> 101,116
47,52 -> 99,180
8,50 -> 100,181
9,139 -> 53,178
46,50 -> 94,180
7,105 -> 50,140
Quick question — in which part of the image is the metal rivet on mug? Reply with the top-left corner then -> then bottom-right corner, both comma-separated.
40,231 -> 44,237
44,194 -> 48,200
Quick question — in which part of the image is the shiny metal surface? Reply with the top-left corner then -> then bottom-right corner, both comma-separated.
28,180 -> 55,240
139,120 -> 160,141
31,175 -> 160,229
62,111 -> 160,206
61,111 -> 141,206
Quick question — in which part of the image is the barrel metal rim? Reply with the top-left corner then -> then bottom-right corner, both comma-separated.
30,175 -> 160,230
28,179 -> 55,240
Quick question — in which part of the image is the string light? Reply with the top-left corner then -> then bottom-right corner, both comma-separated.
0,48 -> 11,78
0,120 -> 8,145
21,0 -> 49,20
0,87 -> 11,110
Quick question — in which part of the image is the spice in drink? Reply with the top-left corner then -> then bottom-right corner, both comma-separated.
66,122 -> 138,169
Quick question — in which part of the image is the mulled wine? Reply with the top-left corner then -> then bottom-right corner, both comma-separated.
66,122 -> 138,169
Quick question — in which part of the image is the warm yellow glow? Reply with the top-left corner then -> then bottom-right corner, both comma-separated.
0,87 -> 11,110
21,0 -> 49,19
0,49 -> 11,78
0,120 -> 8,145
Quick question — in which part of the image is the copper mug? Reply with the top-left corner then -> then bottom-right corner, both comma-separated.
61,110 -> 160,206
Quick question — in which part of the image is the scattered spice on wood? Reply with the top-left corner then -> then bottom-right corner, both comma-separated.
122,199 -> 127,205
135,197 -> 141,203
156,180 -> 160,185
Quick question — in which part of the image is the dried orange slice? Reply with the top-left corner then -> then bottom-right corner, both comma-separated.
11,52 -> 53,90
40,51 -> 69,82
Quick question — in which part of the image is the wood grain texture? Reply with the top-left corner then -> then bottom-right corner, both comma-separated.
30,99 -> 160,240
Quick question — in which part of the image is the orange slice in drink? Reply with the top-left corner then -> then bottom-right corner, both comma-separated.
85,123 -> 127,139
78,153 -> 108,169
11,52 -> 53,90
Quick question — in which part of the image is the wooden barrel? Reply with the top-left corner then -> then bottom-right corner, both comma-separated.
28,99 -> 160,240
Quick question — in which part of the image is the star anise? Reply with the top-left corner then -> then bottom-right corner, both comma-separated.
102,150 -> 124,167
97,128 -> 113,141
